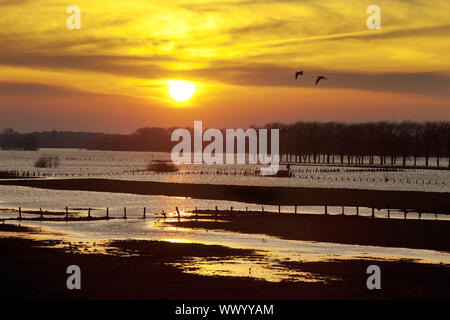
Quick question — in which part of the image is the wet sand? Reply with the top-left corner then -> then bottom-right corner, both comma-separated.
168,212 -> 450,252
0,224 -> 449,300
0,178 -> 449,213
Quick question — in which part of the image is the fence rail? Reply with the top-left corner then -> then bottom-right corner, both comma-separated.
1,204 -> 446,223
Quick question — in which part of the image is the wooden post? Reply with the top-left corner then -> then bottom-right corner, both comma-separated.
215,205 -> 218,218
341,206 -> 344,216
324,205 -> 328,215
106,207 -> 109,219
40,208 -> 43,219
371,208 -> 375,218
294,205 -> 297,214
403,209 -> 407,220
195,207 -> 198,218
418,210 -> 421,220
356,206 -> 359,216
278,205 -> 281,214
387,207 -> 390,219
176,207 -> 180,219
230,206 -> 233,216
19,207 -> 22,220
143,207 -> 146,219
124,207 -> 127,219
162,210 -> 166,218
261,206 -> 264,213
88,208 -> 91,219
246,207 -> 248,214
65,207 -> 68,220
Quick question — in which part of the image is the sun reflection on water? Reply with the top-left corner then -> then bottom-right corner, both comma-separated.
168,256 -> 339,283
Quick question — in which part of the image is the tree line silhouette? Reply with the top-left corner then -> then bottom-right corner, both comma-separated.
269,121 -> 450,167
1,121 -> 449,168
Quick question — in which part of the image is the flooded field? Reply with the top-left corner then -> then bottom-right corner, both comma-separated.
4,217 -> 449,283
1,148 -> 449,285
0,148 -> 449,192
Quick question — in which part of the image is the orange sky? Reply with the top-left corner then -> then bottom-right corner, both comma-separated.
0,0 -> 449,133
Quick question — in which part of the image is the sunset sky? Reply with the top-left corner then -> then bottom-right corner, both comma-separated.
0,0 -> 449,133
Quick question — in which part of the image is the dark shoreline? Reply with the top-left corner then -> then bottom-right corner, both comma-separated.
167,212 -> 450,252
1,224 -> 449,300
0,178 -> 449,213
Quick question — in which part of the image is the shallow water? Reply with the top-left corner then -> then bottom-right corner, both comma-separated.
1,148 -> 449,192
1,185 -> 448,221
4,214 -> 449,282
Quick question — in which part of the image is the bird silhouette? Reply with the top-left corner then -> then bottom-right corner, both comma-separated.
315,76 -> 327,85
295,71 -> 304,79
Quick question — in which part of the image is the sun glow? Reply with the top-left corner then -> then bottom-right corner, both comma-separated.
168,80 -> 196,102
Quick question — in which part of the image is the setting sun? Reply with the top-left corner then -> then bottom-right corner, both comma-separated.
168,80 -> 196,102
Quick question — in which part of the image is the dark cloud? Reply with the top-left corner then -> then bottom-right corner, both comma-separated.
0,82 -> 100,96
188,63 -> 450,97
0,54 -> 448,98
0,45 -> 448,98
0,54 -> 175,79
0,0 -> 30,6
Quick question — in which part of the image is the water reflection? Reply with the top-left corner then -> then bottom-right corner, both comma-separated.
3,213 -> 448,284
169,256 -> 336,283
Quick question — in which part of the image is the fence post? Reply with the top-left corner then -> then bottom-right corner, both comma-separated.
215,205 -> 218,218
124,207 -> 127,219
278,205 -> 281,214
295,205 -> 297,214
143,207 -> 146,219
195,207 -> 198,218
176,207 -> 180,219
356,206 -> 359,216
66,207 -> 68,220
88,208 -> 91,219
341,206 -> 345,216
387,206 -> 390,219
40,208 -> 43,219
371,208 -> 375,218
19,207 -> 22,220
325,205 -> 328,215
403,209 -> 407,220
106,207 -> 109,219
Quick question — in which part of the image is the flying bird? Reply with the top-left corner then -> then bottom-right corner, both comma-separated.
315,76 -> 327,85
295,71 -> 304,79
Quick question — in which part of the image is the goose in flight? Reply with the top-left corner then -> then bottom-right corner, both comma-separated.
295,71 -> 304,79
315,76 -> 327,85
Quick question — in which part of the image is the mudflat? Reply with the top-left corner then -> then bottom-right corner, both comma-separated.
0,224 -> 449,300
167,211 -> 450,251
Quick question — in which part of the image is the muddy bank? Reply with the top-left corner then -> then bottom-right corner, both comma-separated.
0,224 -> 449,300
0,178 -> 449,213
166,212 -> 450,252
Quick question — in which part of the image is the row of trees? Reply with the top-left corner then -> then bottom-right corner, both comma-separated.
1,121 -> 449,168
0,128 -> 38,150
269,121 -> 450,167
